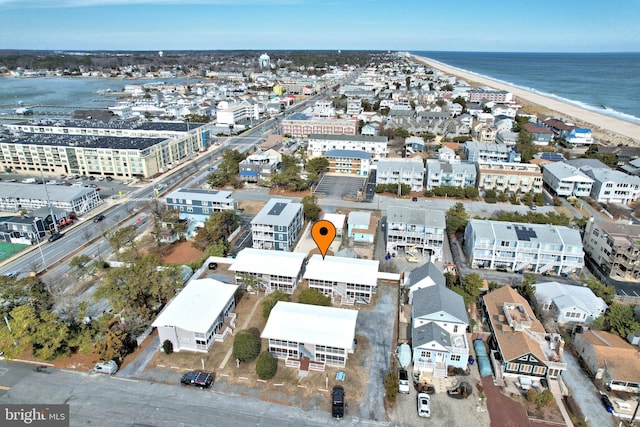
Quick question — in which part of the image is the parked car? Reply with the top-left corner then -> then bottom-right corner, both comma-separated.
331,385 -> 345,418
181,371 -> 214,389
93,214 -> 106,223
600,392 -> 614,413
417,392 -> 431,418
398,368 -> 410,394
208,262 -> 218,270
412,197 -> 418,202
93,360 -> 118,375
529,204 -> 537,210
447,381 -> 472,399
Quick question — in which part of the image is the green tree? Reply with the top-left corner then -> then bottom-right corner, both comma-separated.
232,329 -> 261,362
0,276 -> 53,318
0,305 -> 39,360
583,277 -> 616,305
192,210 -> 240,251
256,351 -> 278,380
107,224 -> 137,256
297,288 -> 332,306
484,189 -> 497,203
456,273 -> 484,305
162,340 -> 174,354
384,370 -> 399,403
94,326 -> 130,362
262,290 -> 290,318
306,157 -> 329,180
519,274 -> 536,302
605,304 -> 639,337
497,192 -> 509,202
301,195 -> 321,222
31,310 -> 70,360
464,187 -> 479,199
69,254 -> 96,279
446,202 -> 469,235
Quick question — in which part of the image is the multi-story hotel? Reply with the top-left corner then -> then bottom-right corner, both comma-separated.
465,219 -> 584,275
307,134 -> 388,159
282,113 -> 358,138
477,162 -> 543,194
1,119 -> 211,179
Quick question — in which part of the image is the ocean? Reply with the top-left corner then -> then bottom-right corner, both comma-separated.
411,51 -> 640,125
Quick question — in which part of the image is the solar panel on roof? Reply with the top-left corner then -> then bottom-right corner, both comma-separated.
268,202 -> 287,216
514,225 -> 537,241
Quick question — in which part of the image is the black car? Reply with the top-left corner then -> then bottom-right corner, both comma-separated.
331,385 -> 345,418
48,232 -> 64,243
600,393 -> 614,413
93,214 -> 106,223
181,371 -> 214,389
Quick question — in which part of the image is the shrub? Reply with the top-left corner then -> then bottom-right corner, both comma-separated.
535,390 -> 554,407
526,388 -> 538,403
232,330 -> 260,362
256,351 -> 277,380
384,371 -> 399,403
162,340 -> 174,355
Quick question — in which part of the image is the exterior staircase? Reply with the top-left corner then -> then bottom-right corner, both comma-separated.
433,362 -> 447,378
298,356 -> 310,377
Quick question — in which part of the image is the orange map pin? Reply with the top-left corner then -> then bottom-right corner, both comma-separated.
311,220 -> 336,259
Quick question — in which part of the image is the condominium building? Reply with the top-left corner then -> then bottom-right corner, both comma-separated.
0,182 -> 101,215
281,112 -> 358,138
307,134 -> 388,159
581,167 -> 640,204
464,219 -> 584,275
229,248 -> 307,294
250,198 -> 303,251
1,119 -> 211,179
425,160 -> 477,191
386,207 -> 445,261
325,149 -> 372,176
238,149 -> 281,183
468,89 -> 514,104
477,162 -> 543,194
583,218 -> 640,282
164,188 -> 235,223
464,141 -> 521,163
304,255 -> 379,305
542,162 -> 594,197
375,157 -> 425,192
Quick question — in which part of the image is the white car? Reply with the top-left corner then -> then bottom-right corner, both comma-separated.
93,360 -> 118,375
417,392 -> 431,418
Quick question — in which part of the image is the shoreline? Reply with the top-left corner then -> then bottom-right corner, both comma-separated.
408,53 -> 640,146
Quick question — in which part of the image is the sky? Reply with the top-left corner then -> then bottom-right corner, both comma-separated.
0,0 -> 639,52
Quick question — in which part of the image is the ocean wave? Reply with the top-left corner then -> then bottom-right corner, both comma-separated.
415,54 -> 640,125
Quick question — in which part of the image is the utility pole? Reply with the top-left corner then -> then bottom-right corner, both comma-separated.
40,168 -> 59,234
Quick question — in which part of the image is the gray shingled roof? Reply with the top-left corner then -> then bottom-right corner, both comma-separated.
412,285 -> 467,323
412,322 -> 451,348
408,262 -> 445,287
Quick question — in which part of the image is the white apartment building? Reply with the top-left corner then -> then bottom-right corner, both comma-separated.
386,207 -> 445,261
468,89 -> 514,104
250,198 -> 303,251
307,134 -> 388,159
542,162 -> 594,197
464,141 -> 521,163
477,162 -> 543,194
425,159 -> 477,191
229,248 -> 307,294
216,102 -> 254,125
375,157 -> 425,192
464,219 -> 584,275
582,167 -> 640,204
304,255 -> 379,305
0,183 -> 101,215
2,120 -> 210,179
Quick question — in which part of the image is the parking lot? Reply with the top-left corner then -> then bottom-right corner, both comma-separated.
314,174 -> 367,199
390,371 -> 490,426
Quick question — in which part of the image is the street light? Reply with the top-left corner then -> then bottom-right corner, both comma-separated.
34,232 -> 48,272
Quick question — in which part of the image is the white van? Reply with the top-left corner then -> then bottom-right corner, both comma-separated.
73,181 -> 84,187
93,360 -> 118,375
21,178 -> 36,184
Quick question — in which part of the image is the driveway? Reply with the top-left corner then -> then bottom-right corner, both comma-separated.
354,283 -> 396,422
561,351 -> 616,427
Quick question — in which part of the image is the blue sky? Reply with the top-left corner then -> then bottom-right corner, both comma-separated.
0,0 -> 638,52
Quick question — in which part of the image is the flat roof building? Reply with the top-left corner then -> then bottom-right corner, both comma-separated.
261,301 -> 358,369
251,198 -> 303,251
229,248 -> 306,294
0,182 -> 101,215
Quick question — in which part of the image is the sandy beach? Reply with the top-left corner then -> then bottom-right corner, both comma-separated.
409,54 -> 640,146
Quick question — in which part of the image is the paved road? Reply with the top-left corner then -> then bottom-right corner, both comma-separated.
561,351 -> 616,427
0,361 -> 385,427
355,284 -> 396,422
